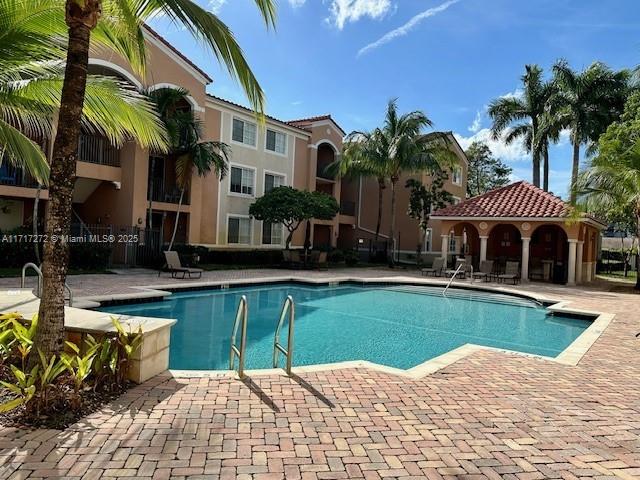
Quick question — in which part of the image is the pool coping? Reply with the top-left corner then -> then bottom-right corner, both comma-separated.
82,275 -> 615,380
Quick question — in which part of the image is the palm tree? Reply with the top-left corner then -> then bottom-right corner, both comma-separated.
488,65 -> 549,188
32,0 -> 276,359
149,88 -> 230,251
377,100 -> 454,265
331,130 -> 387,243
551,60 -> 630,203
534,108 -> 564,192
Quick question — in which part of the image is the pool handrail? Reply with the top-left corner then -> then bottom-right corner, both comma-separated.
273,295 -> 295,375
21,262 -> 73,306
229,295 -> 248,378
443,263 -> 466,296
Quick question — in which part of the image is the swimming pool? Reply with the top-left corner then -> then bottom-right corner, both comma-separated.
99,283 -> 591,371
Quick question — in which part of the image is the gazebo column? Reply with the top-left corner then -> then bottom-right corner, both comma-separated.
479,235 -> 488,263
521,237 -> 530,283
576,241 -> 584,284
567,239 -> 578,286
441,234 -> 449,262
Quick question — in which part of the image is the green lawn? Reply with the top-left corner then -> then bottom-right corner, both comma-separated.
598,270 -> 638,283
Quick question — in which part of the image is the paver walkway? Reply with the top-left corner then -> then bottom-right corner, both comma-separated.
1,270 -> 639,479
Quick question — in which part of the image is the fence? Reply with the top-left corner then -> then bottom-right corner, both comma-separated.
598,249 -> 638,274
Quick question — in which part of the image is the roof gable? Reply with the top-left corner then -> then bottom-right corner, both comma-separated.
432,181 -> 570,219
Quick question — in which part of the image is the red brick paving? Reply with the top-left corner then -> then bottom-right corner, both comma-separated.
1,284 -> 639,479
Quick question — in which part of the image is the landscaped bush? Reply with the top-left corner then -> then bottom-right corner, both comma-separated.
69,243 -> 113,271
0,313 -> 142,427
173,245 -> 284,267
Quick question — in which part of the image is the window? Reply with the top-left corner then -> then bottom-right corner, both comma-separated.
452,196 -> 461,205
449,232 -> 457,253
424,228 -> 433,252
452,166 -> 462,185
262,222 -> 283,245
266,129 -> 286,154
228,217 -> 251,244
264,172 -> 285,193
230,166 -> 255,196
232,118 -> 257,146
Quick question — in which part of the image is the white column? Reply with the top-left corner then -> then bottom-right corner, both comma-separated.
479,236 -> 488,263
521,237 -> 530,283
441,234 -> 449,261
567,239 -> 577,286
576,241 -> 584,284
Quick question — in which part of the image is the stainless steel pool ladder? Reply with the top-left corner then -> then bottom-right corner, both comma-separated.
229,295 -> 248,378
443,263 -> 466,297
273,295 -> 295,375
21,263 -> 73,306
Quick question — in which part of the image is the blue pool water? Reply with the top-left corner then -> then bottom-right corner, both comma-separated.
98,283 -> 591,370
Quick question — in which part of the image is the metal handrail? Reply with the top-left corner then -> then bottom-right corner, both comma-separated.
443,263 -> 465,296
273,295 -> 295,375
229,295 -> 248,378
21,263 -> 74,306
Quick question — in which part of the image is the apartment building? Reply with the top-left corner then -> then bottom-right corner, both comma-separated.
0,26 -> 358,260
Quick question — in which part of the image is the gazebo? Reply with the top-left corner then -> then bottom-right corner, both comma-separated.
430,181 -> 605,285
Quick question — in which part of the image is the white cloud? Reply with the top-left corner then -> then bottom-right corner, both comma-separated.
454,128 -> 529,163
326,0 -> 394,30
288,0 -> 306,7
357,0 -> 460,57
208,0 -> 226,13
499,88 -> 524,100
468,110 -> 482,133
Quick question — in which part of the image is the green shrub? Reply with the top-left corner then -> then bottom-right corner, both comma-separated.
69,243 -> 112,270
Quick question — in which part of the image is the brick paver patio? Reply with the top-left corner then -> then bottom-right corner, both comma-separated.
1,269 -> 639,479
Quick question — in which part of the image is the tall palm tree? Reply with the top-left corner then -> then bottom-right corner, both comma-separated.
488,64 -> 549,188
33,0 -> 276,359
534,108 -> 564,192
149,88 -> 230,251
377,100 -> 454,265
552,60 -> 630,203
331,130 -> 387,243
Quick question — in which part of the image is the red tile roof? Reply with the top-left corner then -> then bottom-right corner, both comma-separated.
432,181 -> 570,218
287,115 -> 346,135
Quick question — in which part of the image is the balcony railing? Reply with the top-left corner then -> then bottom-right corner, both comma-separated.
0,165 -> 40,188
78,134 -> 120,167
316,161 -> 336,180
339,200 -> 356,216
147,177 -> 190,205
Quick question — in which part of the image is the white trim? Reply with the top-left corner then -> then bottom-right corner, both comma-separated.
452,196 -> 462,205
264,128 -> 288,157
308,139 -> 340,152
147,83 -> 204,112
88,59 -> 143,89
262,170 -> 288,196
228,163 -> 257,198
291,137 -> 296,187
143,27 -> 211,85
215,114 -> 224,245
230,116 -> 258,150
452,165 -> 463,186
225,213 -> 253,246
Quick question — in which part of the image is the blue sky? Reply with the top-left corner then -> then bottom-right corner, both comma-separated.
150,0 -> 639,198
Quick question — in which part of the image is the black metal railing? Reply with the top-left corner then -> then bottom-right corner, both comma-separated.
339,200 -> 356,216
147,177 -> 190,205
0,165 -> 40,188
78,134 -> 120,167
316,161 -> 335,180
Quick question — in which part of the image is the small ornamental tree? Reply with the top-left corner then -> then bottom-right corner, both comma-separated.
406,172 -> 454,264
249,187 -> 339,249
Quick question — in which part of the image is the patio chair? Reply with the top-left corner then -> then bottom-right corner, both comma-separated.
161,251 -> 203,279
472,260 -> 494,282
445,258 -> 467,279
317,251 -> 328,270
498,261 -> 520,285
421,257 -> 445,277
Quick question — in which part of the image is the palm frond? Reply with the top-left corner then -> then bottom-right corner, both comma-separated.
0,118 -> 49,183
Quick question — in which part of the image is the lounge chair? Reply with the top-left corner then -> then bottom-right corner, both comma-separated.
161,251 -> 203,279
498,261 -> 520,285
421,257 -> 445,277
472,260 -> 494,282
445,258 -> 467,279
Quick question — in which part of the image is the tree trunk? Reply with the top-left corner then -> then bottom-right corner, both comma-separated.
543,144 -> 550,192
33,185 -> 42,264
374,178 -> 384,242
532,150 -> 541,188
34,1 -> 99,361
167,188 -> 184,251
570,140 -> 580,204
388,177 -> 398,267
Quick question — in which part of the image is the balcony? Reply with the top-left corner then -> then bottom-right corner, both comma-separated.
147,177 -> 190,205
0,165 -> 40,188
78,134 -> 120,167
339,200 -> 356,216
